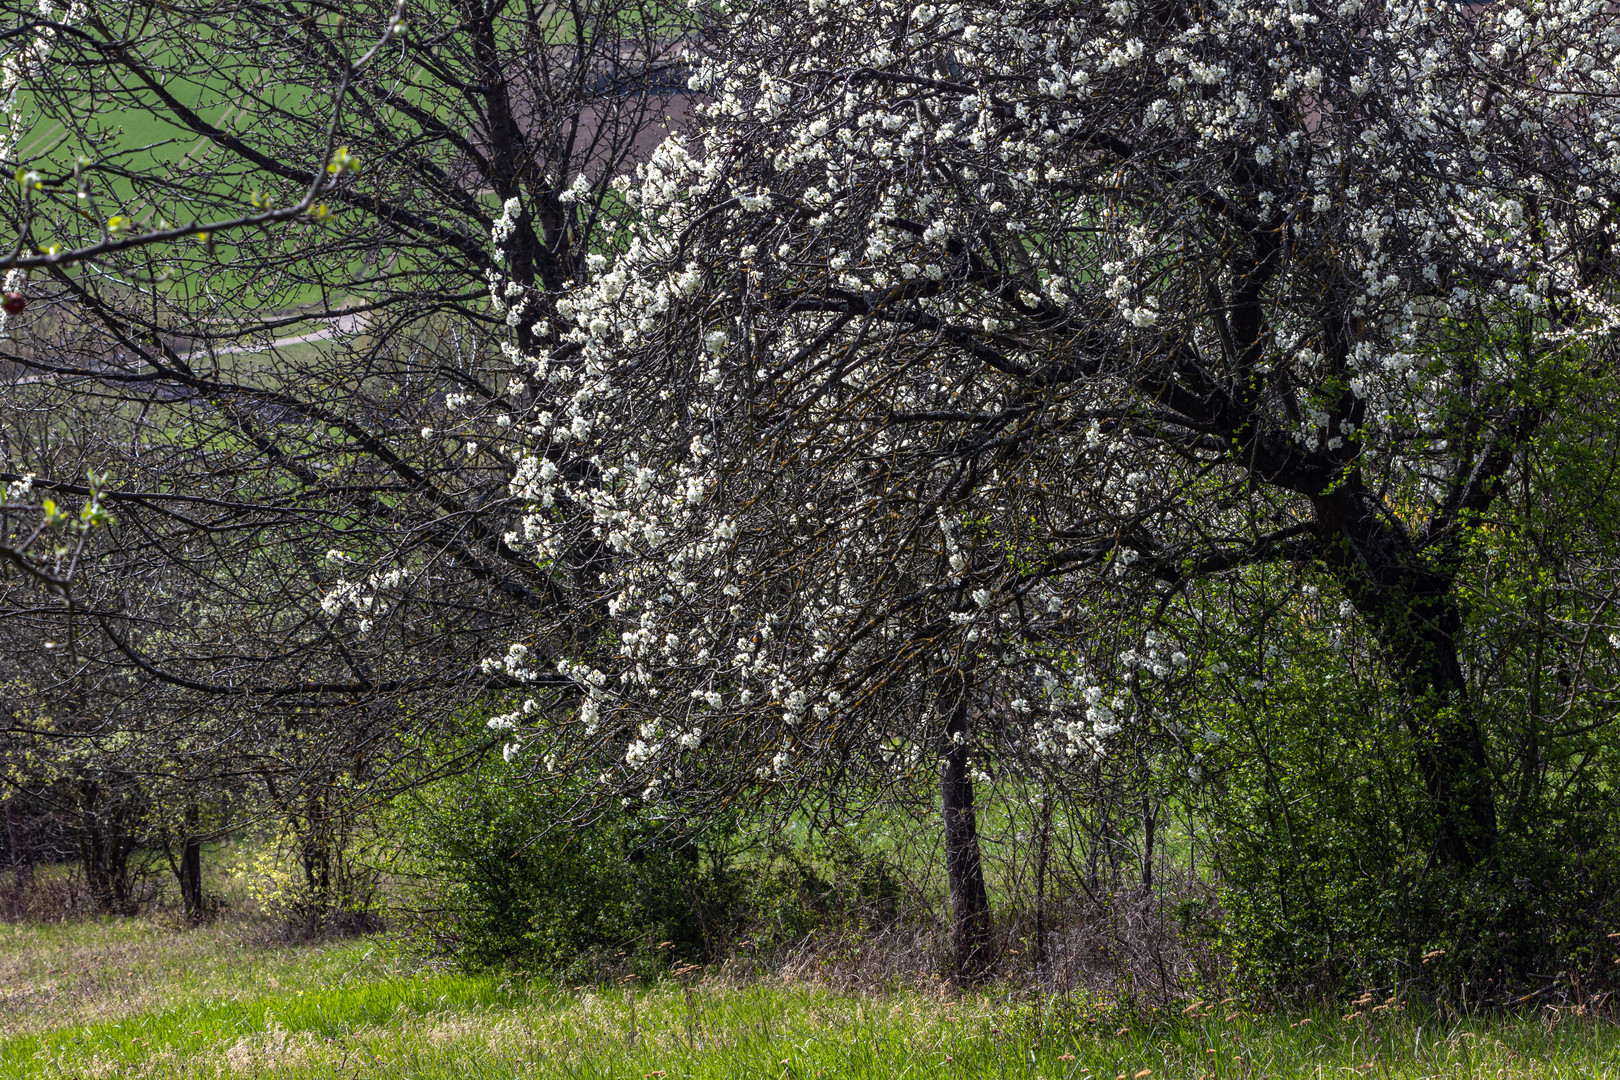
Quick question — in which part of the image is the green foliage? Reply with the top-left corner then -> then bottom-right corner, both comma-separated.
737,823 -> 906,948
385,703 -> 930,977
1184,507 -> 1620,998
392,734 -> 736,976
1185,591 -> 1428,994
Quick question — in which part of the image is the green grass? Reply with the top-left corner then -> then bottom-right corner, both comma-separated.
4,970 -> 519,1075
3,917 -> 1620,1078
0,917 -> 396,1038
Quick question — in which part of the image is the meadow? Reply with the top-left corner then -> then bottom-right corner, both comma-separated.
0,913 -> 1616,1079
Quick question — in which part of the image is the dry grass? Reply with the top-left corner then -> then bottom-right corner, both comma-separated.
0,916 -> 395,1038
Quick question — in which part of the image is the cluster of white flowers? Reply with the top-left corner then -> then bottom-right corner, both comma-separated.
490,198 -> 521,256
486,698 -> 537,732
318,578 -> 373,631
1026,670 -> 1126,761
1120,632 -> 1196,682
317,562 -> 409,635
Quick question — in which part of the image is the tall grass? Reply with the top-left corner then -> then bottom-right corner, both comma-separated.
4,915 -> 1619,1078
7,968 -> 1620,1076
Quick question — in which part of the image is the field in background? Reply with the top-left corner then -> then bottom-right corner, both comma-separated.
1,915 -> 1618,1079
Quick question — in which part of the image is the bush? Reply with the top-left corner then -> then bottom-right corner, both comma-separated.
1198,585 -> 1620,1002
397,764 -> 737,977
739,824 -> 906,949
228,840 -> 382,939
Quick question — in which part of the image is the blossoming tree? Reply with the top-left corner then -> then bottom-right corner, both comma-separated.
483,0 -> 1620,978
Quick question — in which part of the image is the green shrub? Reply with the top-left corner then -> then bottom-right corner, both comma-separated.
395,761 -> 738,977
1191,569 -> 1620,1001
737,823 -> 906,948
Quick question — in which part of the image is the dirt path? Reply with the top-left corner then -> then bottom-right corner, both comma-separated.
178,312 -> 366,361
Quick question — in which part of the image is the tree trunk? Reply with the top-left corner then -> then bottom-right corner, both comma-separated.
179,804 -> 203,921
1384,608 -> 1497,868
1319,497 -> 1498,867
5,797 -> 33,893
77,781 -> 115,912
81,810 -> 137,914
301,831 -> 331,906
1033,786 -> 1052,971
940,673 -> 992,984
1140,795 -> 1156,893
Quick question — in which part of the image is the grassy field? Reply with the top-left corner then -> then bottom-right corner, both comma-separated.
2,917 -> 1618,1079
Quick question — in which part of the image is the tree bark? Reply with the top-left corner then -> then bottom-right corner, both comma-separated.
1033,786 -> 1052,971
179,804 -> 203,922
940,673 -> 993,984
5,797 -> 33,893
1140,795 -> 1156,893
1317,492 -> 1498,867
1372,596 -> 1497,867
79,785 -> 139,915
